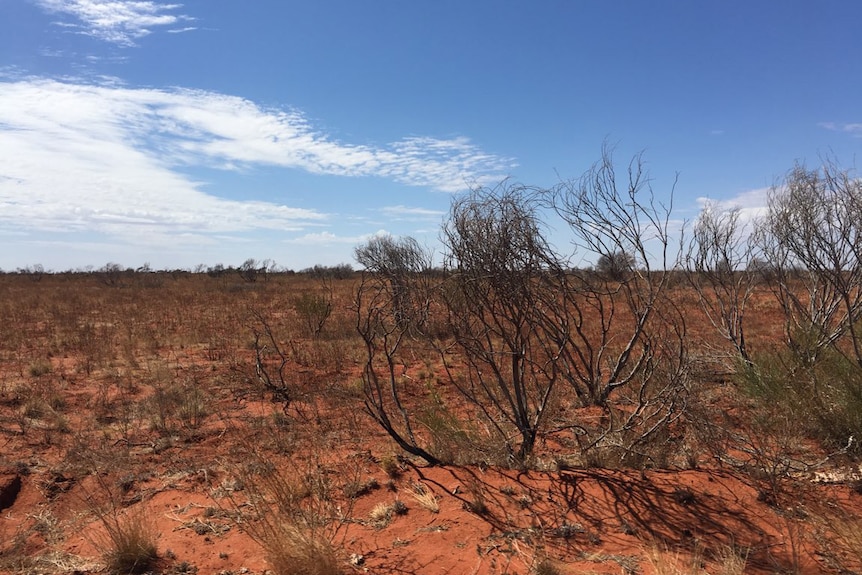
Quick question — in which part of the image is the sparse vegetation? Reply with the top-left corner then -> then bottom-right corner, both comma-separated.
86,497 -> 158,575
227,450 -> 344,575
3,153 -> 862,574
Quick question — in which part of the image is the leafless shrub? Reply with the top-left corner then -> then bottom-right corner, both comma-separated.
355,235 -> 431,330
686,202 -> 758,366
237,258 -> 271,283
352,147 -> 688,470
756,158 -> 862,366
595,250 -> 636,281
546,146 -> 689,466
354,237 -> 441,465
250,310 -> 292,411
438,183 -> 562,465
97,262 -> 125,287
548,146 -> 685,406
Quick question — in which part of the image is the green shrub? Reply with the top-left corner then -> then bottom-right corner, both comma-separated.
740,347 -> 862,454
292,292 -> 332,338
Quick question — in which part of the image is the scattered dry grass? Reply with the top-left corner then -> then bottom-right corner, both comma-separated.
3,272 -> 862,574
810,506 -> 862,573
223,444 -> 346,575
259,522 -> 339,575
713,544 -> 749,575
644,540 -> 705,575
410,482 -> 439,514
643,540 -> 747,575
91,504 -> 159,575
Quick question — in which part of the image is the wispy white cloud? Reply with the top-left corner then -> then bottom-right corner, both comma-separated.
818,122 -> 862,137
161,98 -> 512,190
381,205 -> 446,219
33,0 -> 195,46
287,231 -> 384,246
695,186 -> 770,226
0,79 -> 326,242
0,78 -> 510,249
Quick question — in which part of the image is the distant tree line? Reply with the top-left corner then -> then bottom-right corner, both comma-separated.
0,260 -> 357,281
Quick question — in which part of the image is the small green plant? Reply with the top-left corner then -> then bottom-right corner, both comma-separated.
292,291 -> 332,338
391,499 -> 408,516
740,347 -> 862,456
418,391 -> 507,466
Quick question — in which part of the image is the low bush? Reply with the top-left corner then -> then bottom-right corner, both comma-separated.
740,347 -> 862,455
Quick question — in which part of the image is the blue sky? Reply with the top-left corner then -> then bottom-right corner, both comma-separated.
1,1 -> 860,271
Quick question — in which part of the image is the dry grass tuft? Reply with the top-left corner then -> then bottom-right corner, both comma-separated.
811,507 -> 862,573
369,502 -> 393,528
409,482 -> 439,513
261,522 -> 339,575
531,558 -> 564,575
713,544 -> 749,575
95,506 -> 159,575
643,540 -> 702,575
643,540 -> 747,575
227,450 -> 344,575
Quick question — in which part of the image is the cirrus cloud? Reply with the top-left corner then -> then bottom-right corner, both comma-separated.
0,77 -> 512,244
818,122 -> 862,137
33,0 -> 195,46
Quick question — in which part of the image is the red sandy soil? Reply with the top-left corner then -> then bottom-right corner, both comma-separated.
1,274 -> 861,574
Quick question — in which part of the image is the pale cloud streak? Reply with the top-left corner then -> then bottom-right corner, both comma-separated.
161,97 -> 512,190
819,122 -> 862,137
0,78 -> 510,248
287,231 -> 386,246
33,0 -> 194,46
381,205 -> 446,219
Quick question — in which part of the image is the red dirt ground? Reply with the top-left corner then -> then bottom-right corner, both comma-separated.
1,274 -> 861,574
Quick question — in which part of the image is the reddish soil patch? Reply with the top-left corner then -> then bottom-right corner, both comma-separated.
1,274 -> 861,574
